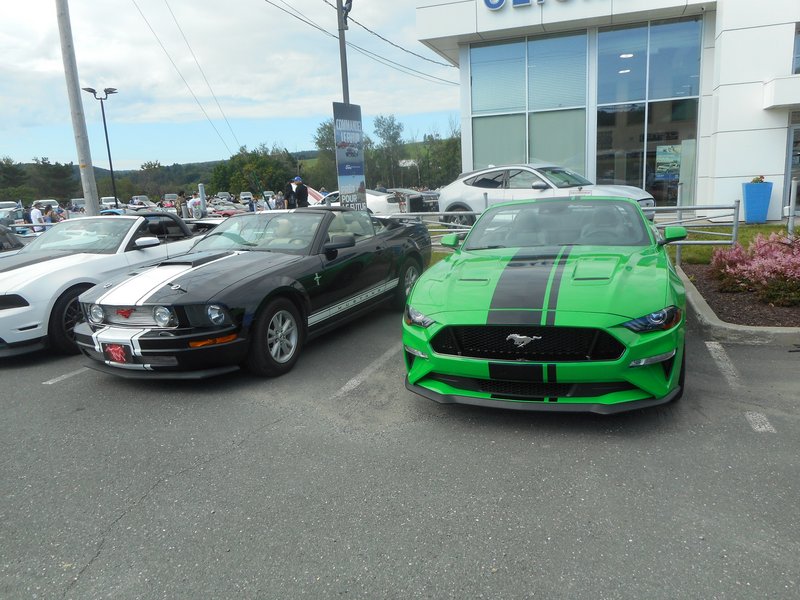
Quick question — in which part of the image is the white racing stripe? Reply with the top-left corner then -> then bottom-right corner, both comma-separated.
745,411 -> 776,433
43,367 -> 89,385
331,343 -> 402,401
705,341 -> 742,389
96,253 -> 236,306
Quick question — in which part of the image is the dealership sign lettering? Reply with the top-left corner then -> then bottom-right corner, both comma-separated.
484,0 -> 570,9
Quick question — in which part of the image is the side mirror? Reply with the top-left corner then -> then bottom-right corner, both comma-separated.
134,236 -> 161,249
658,226 -> 688,245
440,233 -> 461,248
324,234 -> 356,252
531,181 -> 549,190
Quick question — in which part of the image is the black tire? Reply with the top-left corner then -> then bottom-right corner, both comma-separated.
48,286 -> 90,355
446,208 -> 475,227
244,297 -> 304,377
394,258 -> 422,309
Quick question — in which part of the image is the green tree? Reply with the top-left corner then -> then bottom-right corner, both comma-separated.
307,119 -> 337,191
0,156 -> 28,188
372,115 -> 404,188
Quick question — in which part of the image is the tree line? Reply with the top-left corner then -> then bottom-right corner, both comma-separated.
0,114 -> 461,205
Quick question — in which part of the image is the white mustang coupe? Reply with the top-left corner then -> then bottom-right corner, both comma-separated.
0,213 -> 200,357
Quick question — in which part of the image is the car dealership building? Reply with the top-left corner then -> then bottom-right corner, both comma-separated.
417,0 -> 800,217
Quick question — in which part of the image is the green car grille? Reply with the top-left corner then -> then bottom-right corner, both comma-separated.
430,325 -> 625,362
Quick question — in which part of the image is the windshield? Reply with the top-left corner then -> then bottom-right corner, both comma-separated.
537,167 -> 593,188
464,200 -> 650,249
192,212 -> 325,254
19,218 -> 132,254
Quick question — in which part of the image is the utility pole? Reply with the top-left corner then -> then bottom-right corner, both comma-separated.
336,0 -> 352,104
55,0 -> 100,216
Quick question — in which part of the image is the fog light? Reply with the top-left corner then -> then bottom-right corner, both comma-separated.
404,345 -> 428,359
89,304 -> 104,324
629,349 -> 676,368
153,306 -> 173,327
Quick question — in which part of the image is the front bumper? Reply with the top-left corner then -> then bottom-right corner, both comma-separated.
0,302 -> 48,356
75,322 -> 249,379
403,314 -> 685,413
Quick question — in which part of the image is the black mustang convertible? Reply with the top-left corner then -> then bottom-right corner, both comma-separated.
75,207 -> 431,379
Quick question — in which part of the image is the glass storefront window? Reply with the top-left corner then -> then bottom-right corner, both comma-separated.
644,99 -> 699,206
648,19 -> 702,100
794,25 -> 800,75
470,41 -> 526,115
598,25 -> 648,105
596,104 -> 645,186
529,109 -> 586,174
473,114 -> 527,169
528,33 -> 587,110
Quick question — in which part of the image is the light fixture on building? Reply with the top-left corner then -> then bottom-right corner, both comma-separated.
618,69 -> 631,74
620,53 -> 634,59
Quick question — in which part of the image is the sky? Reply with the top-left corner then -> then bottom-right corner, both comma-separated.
1,0 -> 460,170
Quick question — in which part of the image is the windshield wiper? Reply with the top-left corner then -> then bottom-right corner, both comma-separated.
465,245 -> 506,250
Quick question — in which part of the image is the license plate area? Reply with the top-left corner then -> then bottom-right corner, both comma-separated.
103,343 -> 132,364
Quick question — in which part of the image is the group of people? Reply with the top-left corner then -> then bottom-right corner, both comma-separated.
27,201 -> 65,232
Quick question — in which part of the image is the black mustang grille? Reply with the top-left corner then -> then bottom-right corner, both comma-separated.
430,325 -> 624,362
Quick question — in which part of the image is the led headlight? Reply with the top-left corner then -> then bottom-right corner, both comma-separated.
207,304 -> 227,326
153,306 -> 175,327
88,304 -> 105,324
404,305 -> 435,328
622,306 -> 682,332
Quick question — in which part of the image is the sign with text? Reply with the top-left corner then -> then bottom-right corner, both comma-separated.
333,102 -> 367,210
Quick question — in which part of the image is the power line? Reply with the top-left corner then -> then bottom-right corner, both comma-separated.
262,0 -> 457,86
130,0 -> 234,156
321,0 -> 455,69
163,0 -> 243,150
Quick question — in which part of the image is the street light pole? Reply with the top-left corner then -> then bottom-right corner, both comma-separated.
82,87 -> 118,208
336,0 -> 352,104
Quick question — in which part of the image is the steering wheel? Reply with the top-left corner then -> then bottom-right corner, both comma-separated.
580,229 -> 615,243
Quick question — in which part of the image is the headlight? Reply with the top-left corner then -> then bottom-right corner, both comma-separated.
404,305 -> 435,328
622,306 -> 682,332
88,304 -> 105,324
153,306 -> 175,327
207,304 -> 227,326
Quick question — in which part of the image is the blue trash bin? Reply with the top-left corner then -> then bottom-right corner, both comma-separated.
742,182 -> 772,224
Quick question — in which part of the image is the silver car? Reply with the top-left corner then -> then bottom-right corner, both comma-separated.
438,163 -> 656,225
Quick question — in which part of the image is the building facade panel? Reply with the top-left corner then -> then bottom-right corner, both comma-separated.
419,0 -> 800,216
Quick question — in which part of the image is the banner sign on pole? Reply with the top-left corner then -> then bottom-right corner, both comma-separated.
332,102 -> 367,210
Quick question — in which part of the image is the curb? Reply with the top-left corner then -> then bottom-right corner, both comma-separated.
677,266 -> 800,344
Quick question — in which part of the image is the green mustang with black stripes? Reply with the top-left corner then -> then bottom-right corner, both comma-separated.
402,197 -> 688,414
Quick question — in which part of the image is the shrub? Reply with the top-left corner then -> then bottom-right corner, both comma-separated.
710,232 -> 800,306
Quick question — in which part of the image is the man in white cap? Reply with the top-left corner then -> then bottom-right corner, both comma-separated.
30,201 -> 44,232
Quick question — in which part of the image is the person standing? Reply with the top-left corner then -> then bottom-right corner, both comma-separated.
284,176 -> 308,209
30,202 -> 44,232
175,190 -> 187,218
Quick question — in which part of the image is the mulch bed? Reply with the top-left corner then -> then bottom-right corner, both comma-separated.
680,264 -> 800,328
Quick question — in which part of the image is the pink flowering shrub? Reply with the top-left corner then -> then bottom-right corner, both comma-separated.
710,233 -> 800,306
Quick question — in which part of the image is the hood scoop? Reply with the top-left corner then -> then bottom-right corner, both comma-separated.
571,257 -> 619,281
159,251 -> 231,268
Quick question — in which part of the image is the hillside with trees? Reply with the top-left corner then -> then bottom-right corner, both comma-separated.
0,114 -> 461,205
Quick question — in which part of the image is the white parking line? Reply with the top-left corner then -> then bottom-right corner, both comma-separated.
745,411 -> 777,433
43,367 -> 89,385
705,341 -> 742,389
332,343 -> 402,401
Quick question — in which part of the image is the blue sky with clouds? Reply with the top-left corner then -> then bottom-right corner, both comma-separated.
1,0 -> 459,170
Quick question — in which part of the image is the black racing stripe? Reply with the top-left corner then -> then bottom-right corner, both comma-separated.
489,363 -> 544,382
544,247 -> 572,326
490,251 -> 557,311
487,310 -> 544,325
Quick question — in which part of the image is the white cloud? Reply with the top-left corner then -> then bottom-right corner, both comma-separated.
0,0 -> 459,166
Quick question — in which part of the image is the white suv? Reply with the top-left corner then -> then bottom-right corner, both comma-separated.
438,163 -> 656,225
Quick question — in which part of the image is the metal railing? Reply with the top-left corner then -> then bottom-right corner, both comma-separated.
387,201 -> 743,267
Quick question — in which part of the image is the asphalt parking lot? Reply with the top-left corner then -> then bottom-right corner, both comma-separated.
1,306 -> 799,599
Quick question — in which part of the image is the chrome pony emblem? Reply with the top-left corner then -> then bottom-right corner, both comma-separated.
506,333 -> 542,348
